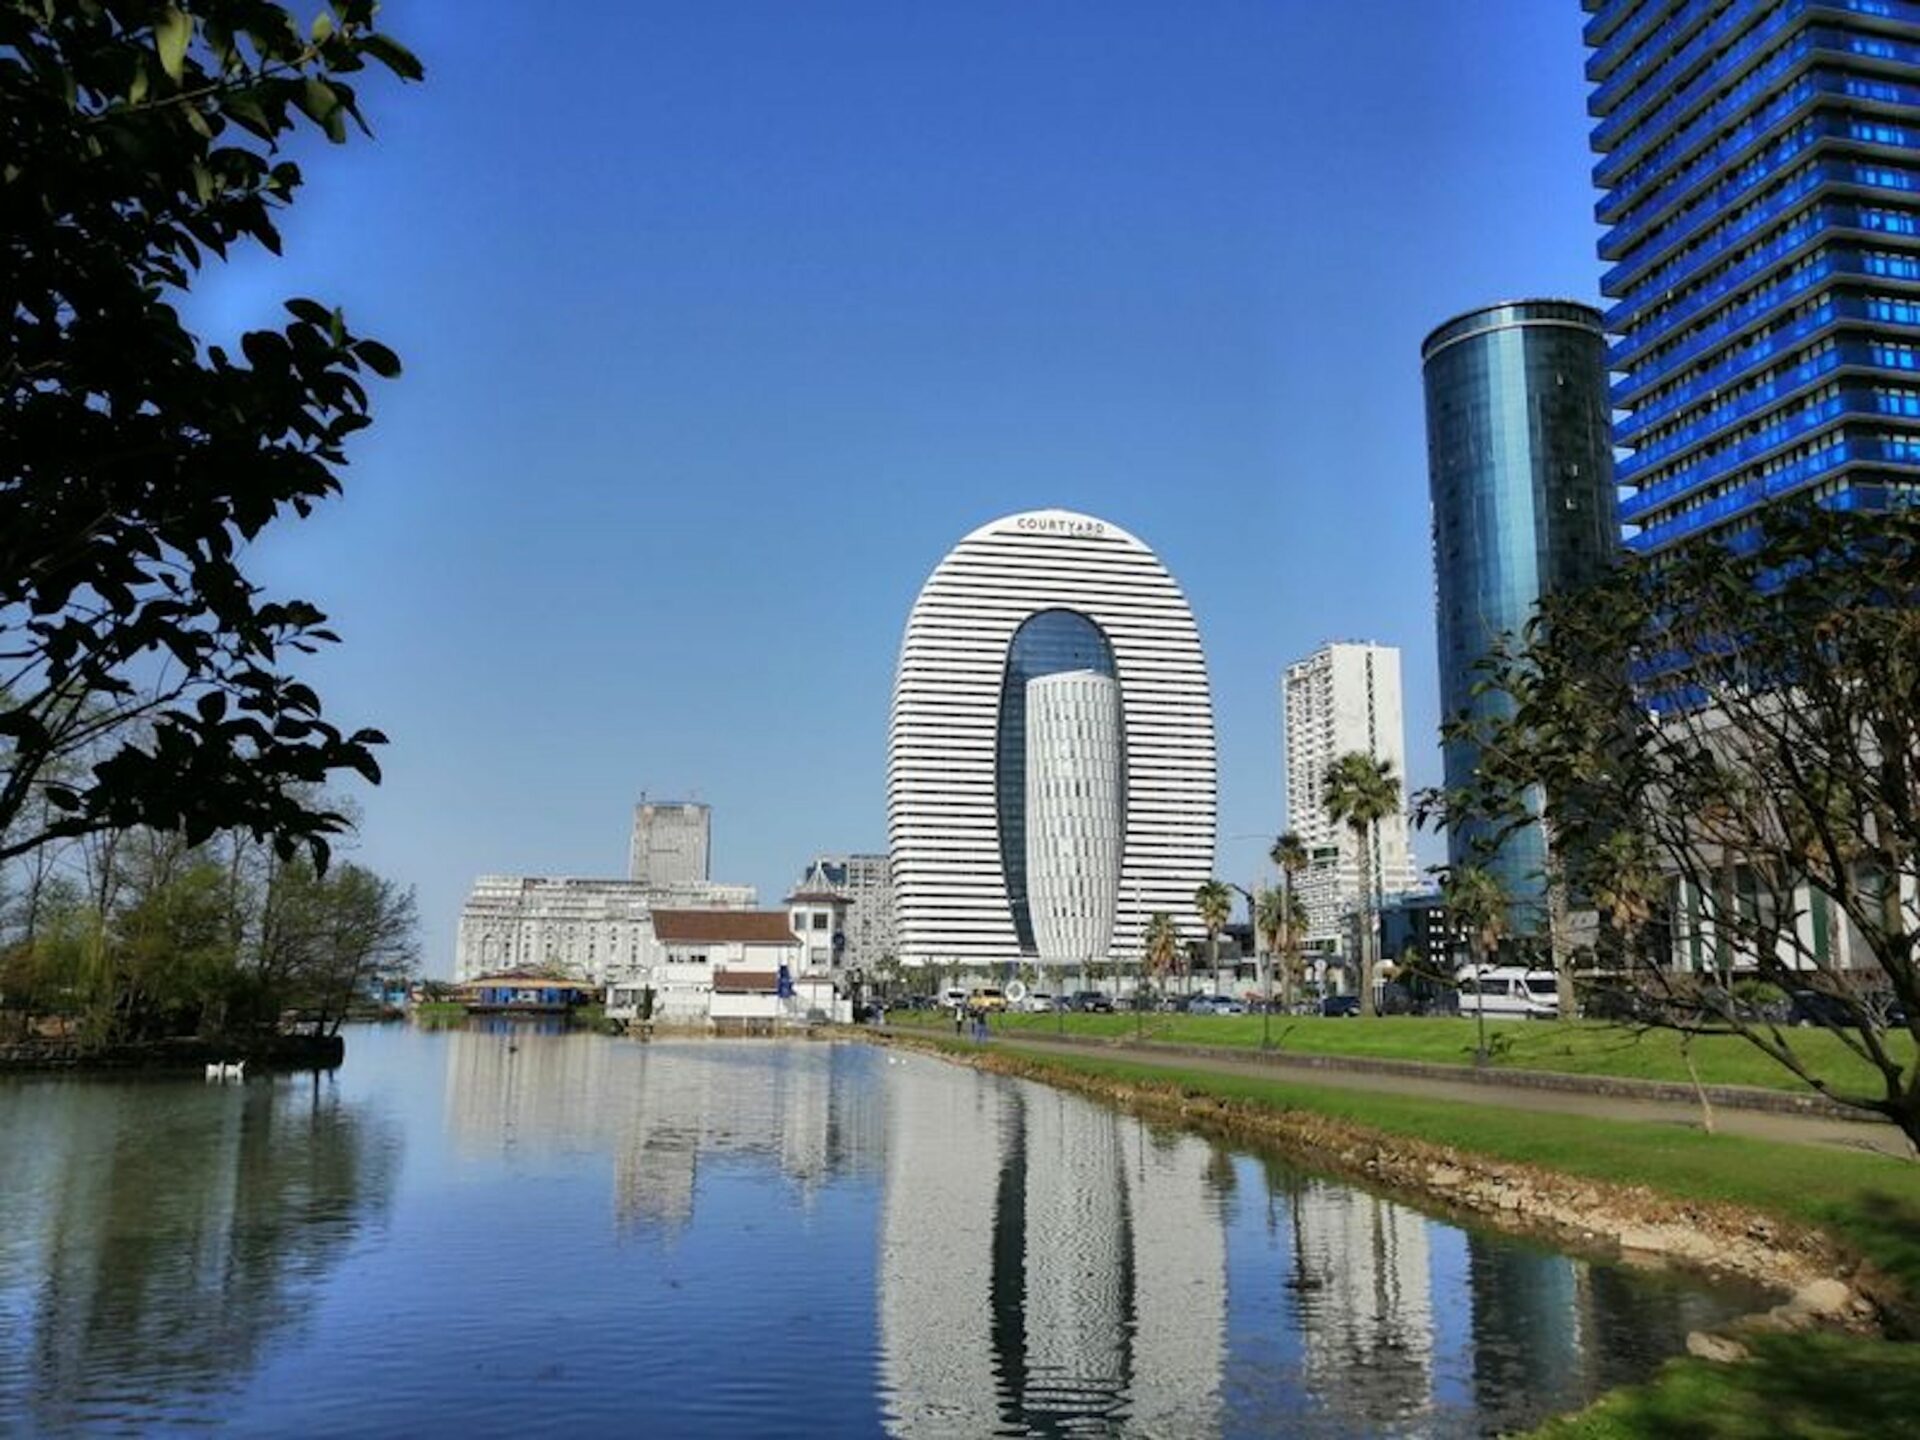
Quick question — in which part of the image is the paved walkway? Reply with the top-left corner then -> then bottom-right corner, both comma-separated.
987,1033 -> 1916,1158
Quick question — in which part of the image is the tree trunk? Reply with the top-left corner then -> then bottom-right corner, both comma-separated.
1358,828 -> 1377,1019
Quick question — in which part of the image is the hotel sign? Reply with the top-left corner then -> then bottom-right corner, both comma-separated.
1015,515 -> 1107,538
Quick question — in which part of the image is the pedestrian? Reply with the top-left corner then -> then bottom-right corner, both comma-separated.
953,1005 -> 965,1037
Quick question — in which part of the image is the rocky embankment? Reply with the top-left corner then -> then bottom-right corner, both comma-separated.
880,1033 -> 1899,1344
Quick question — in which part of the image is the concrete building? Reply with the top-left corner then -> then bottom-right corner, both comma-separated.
453,875 -> 755,984
1422,303 -> 1618,928
1586,0 -> 1920,557
1024,670 -> 1126,973
888,509 -> 1217,974
793,853 -> 894,973
628,799 -> 711,886
1282,642 -> 1419,956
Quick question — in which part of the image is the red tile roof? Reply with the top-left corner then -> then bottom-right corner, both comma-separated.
651,909 -> 797,944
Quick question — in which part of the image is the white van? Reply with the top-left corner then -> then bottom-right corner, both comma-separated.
1457,967 -> 1560,1020
940,987 -> 970,1012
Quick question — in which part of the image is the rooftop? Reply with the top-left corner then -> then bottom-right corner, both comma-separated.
651,910 -> 797,944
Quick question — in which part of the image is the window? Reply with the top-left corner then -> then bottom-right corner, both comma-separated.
812,913 -> 829,931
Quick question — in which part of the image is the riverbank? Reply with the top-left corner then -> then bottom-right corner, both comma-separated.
876,1029 -> 1920,1438
885,1009 -> 1914,1098
0,1032 -> 345,1075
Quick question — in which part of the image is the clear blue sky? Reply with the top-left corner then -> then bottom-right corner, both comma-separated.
195,2 -> 1607,974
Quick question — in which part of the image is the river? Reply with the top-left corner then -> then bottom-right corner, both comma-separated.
0,1024 -> 1765,1436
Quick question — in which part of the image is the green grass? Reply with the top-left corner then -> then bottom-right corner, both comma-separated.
1524,1332 -> 1920,1439
409,1001 -> 467,1023
888,1009 -> 1912,1097
907,1035 -> 1920,1298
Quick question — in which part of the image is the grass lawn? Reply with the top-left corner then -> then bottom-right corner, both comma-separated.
1525,1332 -> 1920,1439
887,1009 -> 1912,1097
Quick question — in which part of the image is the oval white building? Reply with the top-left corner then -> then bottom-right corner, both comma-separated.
887,509 -> 1217,971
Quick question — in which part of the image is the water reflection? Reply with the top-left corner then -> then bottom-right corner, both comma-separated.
880,1057 -> 1231,1436
0,1035 -> 1768,1437
440,1028 -> 885,1234
0,1072 -> 397,1433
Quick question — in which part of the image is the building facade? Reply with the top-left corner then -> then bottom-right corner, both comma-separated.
887,510 -> 1217,972
1421,301 -> 1618,926
453,875 -> 755,984
628,799 -> 711,886
1025,670 -> 1126,971
606,909 -> 803,1024
1282,642 -> 1420,955
794,853 -> 895,973
1586,0 -> 1920,556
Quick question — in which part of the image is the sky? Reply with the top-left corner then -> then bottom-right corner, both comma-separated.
191,2 -> 1609,974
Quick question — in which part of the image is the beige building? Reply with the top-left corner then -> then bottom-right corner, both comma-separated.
453,875 -> 755,984
628,799 -> 712,886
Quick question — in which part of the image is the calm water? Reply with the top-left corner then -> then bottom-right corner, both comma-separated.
0,1025 -> 1764,1437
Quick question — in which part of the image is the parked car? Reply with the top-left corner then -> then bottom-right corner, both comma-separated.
1317,995 -> 1360,1018
1018,992 -> 1057,1014
1067,991 -> 1115,1013
1184,994 -> 1245,1015
941,987 -> 970,1011
1457,967 -> 1560,1020
966,987 -> 1009,1013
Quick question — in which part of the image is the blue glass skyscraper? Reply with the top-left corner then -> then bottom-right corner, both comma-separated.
1422,303 -> 1618,926
1587,0 -> 1920,553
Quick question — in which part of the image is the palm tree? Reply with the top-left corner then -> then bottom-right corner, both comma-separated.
1193,880 -> 1233,998
1443,864 -> 1508,1064
1142,911 -> 1181,1001
1270,830 -> 1309,1008
1256,885 -> 1310,1043
1322,752 -> 1403,1018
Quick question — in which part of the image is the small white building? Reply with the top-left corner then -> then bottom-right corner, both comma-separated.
786,884 -> 857,1018
605,909 -> 855,1028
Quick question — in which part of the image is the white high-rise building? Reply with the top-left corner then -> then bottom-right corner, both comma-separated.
628,799 -> 711,886
887,509 -> 1217,972
1283,642 -> 1419,955
1025,670 -> 1125,972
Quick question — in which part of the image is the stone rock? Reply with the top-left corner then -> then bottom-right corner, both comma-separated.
1789,1279 -> 1853,1318
1686,1331 -> 1750,1365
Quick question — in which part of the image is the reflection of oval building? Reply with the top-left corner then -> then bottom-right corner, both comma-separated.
888,510 -> 1217,968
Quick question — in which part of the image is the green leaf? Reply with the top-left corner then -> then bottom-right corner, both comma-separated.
359,32 -> 425,81
312,11 -> 335,43
354,339 -> 401,378
129,59 -> 150,106
156,7 -> 193,83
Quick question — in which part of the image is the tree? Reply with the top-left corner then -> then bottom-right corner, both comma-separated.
1430,501 -> 1920,1148
1142,911 -> 1180,1000
1256,885 -> 1309,1009
1442,864 -> 1508,1065
1323,752 -> 1403,1018
1270,829 -> 1310,1011
1,2 -> 423,872
1192,880 -> 1232,998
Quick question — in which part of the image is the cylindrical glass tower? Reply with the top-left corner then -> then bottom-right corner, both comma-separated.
1025,669 -> 1125,971
1420,300 -> 1616,929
